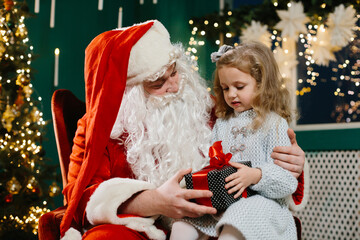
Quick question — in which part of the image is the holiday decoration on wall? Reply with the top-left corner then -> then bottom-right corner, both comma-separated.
187,0 -> 360,125
0,0 -> 60,239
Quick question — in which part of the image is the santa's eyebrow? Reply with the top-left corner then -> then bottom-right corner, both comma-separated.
158,63 -> 177,80
145,78 -> 166,87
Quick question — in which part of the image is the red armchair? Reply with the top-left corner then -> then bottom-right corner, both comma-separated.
38,89 -> 85,240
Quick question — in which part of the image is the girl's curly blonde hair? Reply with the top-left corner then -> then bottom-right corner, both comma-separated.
213,41 -> 293,130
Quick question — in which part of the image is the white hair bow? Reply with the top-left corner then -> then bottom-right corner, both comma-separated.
210,45 -> 234,63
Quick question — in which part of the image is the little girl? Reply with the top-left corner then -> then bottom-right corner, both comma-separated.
170,42 -> 298,240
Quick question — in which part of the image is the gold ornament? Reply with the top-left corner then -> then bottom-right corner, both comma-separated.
15,26 -> 28,38
6,177 -> 22,194
30,106 -> 40,122
22,85 -> 33,98
0,43 -> 5,57
26,176 -> 38,190
5,12 -> 11,22
2,104 -> 16,132
16,74 -> 30,87
48,182 -> 61,197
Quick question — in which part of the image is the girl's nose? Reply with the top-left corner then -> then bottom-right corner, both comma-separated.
228,88 -> 237,98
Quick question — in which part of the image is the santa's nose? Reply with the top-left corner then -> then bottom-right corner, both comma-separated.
166,78 -> 179,93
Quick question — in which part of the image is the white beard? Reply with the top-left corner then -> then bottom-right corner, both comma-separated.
110,61 -> 213,187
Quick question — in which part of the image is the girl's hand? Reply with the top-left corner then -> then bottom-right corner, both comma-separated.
225,162 -> 261,198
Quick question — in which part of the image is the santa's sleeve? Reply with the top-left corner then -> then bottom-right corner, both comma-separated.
62,117 -> 165,240
84,178 -> 165,240
289,159 -> 310,211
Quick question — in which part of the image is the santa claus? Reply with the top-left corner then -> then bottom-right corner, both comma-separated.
60,20 -> 308,240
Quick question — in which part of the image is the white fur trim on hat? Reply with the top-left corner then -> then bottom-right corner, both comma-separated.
85,178 -> 166,240
127,20 -> 178,86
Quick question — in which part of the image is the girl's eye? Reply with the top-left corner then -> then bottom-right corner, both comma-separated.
222,87 -> 229,91
237,86 -> 244,90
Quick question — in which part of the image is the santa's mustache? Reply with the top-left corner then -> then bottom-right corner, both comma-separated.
145,75 -> 186,109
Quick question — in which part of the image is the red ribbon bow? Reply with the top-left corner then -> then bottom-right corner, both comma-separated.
208,141 -> 232,169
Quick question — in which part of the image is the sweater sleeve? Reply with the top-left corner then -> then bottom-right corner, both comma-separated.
250,116 -> 298,199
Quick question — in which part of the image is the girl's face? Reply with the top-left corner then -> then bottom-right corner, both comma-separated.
218,66 -> 257,113
143,63 -> 179,96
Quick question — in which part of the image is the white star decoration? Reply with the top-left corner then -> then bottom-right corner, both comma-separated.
240,20 -> 272,48
327,4 -> 357,48
274,1 -> 309,40
309,25 -> 337,67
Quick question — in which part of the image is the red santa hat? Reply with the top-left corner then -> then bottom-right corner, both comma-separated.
60,20 -> 176,237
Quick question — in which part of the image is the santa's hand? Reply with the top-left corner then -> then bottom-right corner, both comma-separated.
272,128 -> 305,178
225,162 -> 261,198
155,168 -> 217,219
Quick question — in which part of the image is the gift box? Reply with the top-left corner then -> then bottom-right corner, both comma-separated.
185,141 -> 256,211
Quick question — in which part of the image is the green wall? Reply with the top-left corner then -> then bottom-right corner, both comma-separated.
296,128 -> 360,151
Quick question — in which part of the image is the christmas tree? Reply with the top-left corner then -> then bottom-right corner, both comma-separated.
0,0 -> 60,239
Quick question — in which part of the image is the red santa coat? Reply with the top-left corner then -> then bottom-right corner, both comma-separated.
63,114 -> 160,239
60,21 -> 171,239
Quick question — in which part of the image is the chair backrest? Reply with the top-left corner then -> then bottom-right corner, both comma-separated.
51,89 -> 86,196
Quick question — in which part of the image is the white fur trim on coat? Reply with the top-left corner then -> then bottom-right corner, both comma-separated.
289,159 -> 310,211
60,227 -> 82,240
85,178 -> 166,240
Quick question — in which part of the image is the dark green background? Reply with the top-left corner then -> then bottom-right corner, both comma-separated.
23,0 -> 359,199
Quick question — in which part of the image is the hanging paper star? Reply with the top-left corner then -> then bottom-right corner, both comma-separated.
327,4 -> 357,48
274,1 -> 309,40
309,25 -> 337,67
273,46 -> 298,79
240,20 -> 272,48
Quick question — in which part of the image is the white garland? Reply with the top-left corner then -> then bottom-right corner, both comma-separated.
309,25 -> 337,67
327,4 -> 357,48
240,20 -> 272,48
274,1 -> 309,40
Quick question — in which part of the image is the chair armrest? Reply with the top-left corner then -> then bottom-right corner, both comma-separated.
38,206 -> 66,240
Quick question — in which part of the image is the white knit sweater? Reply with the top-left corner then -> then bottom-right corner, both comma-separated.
184,109 -> 298,239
